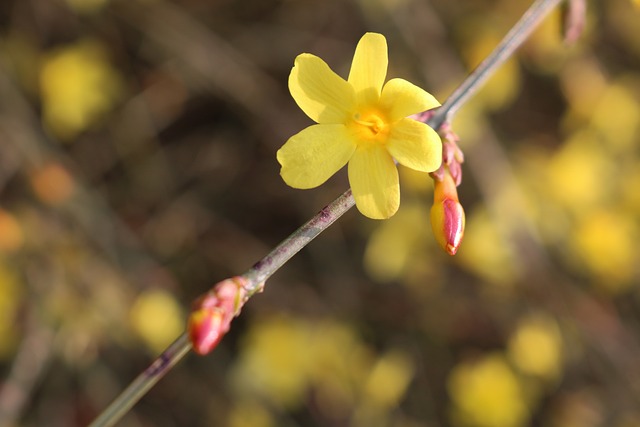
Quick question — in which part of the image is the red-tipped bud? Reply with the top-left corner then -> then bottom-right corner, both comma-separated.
431,198 -> 465,255
188,306 -> 225,355
187,277 -> 248,355
431,170 -> 465,255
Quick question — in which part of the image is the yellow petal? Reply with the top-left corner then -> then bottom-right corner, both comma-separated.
348,146 -> 399,219
348,33 -> 388,107
277,124 -> 356,189
289,54 -> 355,124
386,118 -> 442,172
380,78 -> 441,121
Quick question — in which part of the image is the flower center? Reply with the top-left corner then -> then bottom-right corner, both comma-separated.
351,110 -> 389,142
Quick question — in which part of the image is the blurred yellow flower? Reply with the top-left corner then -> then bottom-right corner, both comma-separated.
448,354 -> 530,427
40,40 -> 122,140
572,210 -> 637,292
461,31 -> 520,111
458,209 -> 521,286
362,349 -> 414,408
354,349 -> 415,427
233,315 -> 413,419
590,81 -> 640,152
231,316 -> 313,408
508,314 -> 563,381
309,320 -> 370,406
364,202 -> 432,283
277,33 -> 442,219
546,130 -> 613,213
0,263 -> 21,358
129,289 -> 184,353
560,58 -> 607,123
226,399 -> 274,427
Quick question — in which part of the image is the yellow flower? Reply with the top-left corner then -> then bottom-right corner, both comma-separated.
277,33 -> 442,219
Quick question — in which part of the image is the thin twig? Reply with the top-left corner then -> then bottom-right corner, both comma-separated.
88,334 -> 191,427
89,0 -> 565,424
428,0 -> 563,128
242,189 -> 355,293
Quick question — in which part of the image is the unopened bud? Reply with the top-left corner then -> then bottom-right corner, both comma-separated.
431,169 -> 465,255
187,277 -> 248,355
431,198 -> 465,255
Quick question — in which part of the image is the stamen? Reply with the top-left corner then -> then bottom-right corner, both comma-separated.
353,113 -> 385,135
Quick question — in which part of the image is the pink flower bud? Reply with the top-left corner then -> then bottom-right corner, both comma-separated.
187,277 -> 248,355
431,197 -> 465,255
431,169 -> 465,255
188,305 -> 225,356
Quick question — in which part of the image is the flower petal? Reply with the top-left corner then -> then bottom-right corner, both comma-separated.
348,146 -> 399,219
386,118 -> 442,172
348,33 -> 388,107
380,78 -> 441,121
289,54 -> 356,124
277,124 -> 356,189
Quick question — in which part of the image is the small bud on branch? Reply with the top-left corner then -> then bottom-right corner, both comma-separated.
430,169 -> 466,256
188,277 -> 251,355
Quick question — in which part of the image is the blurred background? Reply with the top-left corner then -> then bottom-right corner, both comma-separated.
1,0 -> 639,425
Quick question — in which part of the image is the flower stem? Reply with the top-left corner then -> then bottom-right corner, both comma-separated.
89,333 -> 191,427
427,0 -> 563,130
89,0 -> 565,424
242,189 -> 355,292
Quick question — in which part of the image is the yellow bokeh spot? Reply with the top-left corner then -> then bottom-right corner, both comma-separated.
232,314 -> 422,421
310,321 -> 374,419
508,314 -> 563,380
363,349 -> 414,408
129,289 -> 184,353
458,209 -> 520,286
0,263 -> 21,358
622,164 -> 640,215
231,315 -> 313,408
226,400 -> 274,427
364,202 -> 431,283
448,354 -> 529,427
571,210 -> 637,292
546,130 -> 613,212
353,349 -> 414,427
399,165 -> 433,195
40,40 -> 122,140
560,58 -> 608,123
0,209 -> 24,253
590,80 -> 640,152
451,100 -> 484,143
461,31 -> 520,112
524,9 -> 566,72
